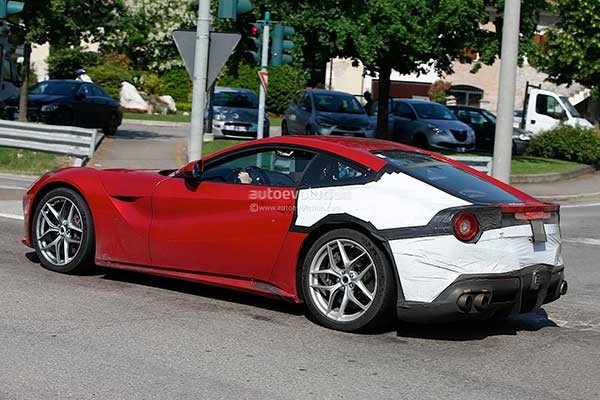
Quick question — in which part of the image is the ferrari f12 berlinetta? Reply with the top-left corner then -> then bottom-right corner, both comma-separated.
22,136 -> 567,332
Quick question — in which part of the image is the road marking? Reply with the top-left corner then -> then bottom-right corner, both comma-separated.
562,202 -> 600,209
563,238 -> 600,247
0,213 -> 24,221
0,185 -> 27,190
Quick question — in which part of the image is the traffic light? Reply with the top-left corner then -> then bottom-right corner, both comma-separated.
217,0 -> 252,19
270,24 -> 294,67
0,0 -> 25,19
241,22 -> 263,65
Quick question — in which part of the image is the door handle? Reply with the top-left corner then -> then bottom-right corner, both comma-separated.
530,120 -> 536,124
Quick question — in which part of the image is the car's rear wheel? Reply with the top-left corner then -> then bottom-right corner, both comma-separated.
301,229 -> 396,332
103,113 -> 120,135
33,188 -> 95,274
281,120 -> 289,135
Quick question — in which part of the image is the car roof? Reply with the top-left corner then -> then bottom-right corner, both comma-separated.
447,105 -> 483,111
38,79 -> 84,85
215,86 -> 256,94
203,136 -> 426,171
305,89 -> 356,97
394,98 -> 439,105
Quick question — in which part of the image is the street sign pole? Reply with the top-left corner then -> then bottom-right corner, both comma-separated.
257,12 -> 270,140
491,0 -> 521,182
189,0 -> 211,161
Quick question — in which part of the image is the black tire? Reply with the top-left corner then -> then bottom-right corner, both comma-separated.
305,125 -> 314,135
413,133 -> 430,149
103,113 -> 120,135
281,120 -> 289,135
301,229 -> 396,332
32,188 -> 95,274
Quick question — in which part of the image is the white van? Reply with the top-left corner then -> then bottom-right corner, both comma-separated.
524,88 -> 593,135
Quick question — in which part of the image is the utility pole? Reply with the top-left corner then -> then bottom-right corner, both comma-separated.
189,0 -> 211,161
256,12 -> 270,140
491,0 -> 521,182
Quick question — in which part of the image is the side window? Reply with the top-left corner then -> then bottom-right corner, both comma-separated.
469,111 -> 487,126
536,94 -> 566,119
79,85 -> 93,97
92,85 -> 107,97
301,153 -> 370,188
293,92 -> 303,106
300,93 -> 312,112
203,148 -> 315,187
394,102 -> 416,119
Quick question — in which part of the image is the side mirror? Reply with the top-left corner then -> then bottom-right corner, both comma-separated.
182,160 -> 204,181
75,92 -> 86,100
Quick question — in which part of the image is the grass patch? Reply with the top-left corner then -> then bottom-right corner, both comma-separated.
511,156 -> 583,175
123,112 -> 190,123
0,148 -> 70,175
202,139 -> 246,157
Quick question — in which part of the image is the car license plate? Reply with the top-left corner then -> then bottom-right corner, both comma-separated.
231,126 -> 248,132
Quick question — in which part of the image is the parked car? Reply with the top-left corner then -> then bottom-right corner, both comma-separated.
22,80 -> 122,135
210,87 -> 269,139
23,136 -> 567,332
370,99 -> 476,152
282,89 -> 375,137
448,105 -> 532,155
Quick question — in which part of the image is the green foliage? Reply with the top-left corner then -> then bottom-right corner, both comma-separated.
101,52 -> 133,70
428,80 -> 452,104
217,63 -> 306,115
160,67 -> 192,103
47,48 -> 101,79
526,125 -> 600,167
176,102 -> 192,112
141,73 -> 162,96
529,0 -> 600,97
86,64 -> 133,99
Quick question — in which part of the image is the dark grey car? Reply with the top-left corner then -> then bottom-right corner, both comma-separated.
282,89 -> 375,137
211,87 -> 269,139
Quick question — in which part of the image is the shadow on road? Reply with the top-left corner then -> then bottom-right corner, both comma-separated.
395,310 -> 559,341
99,267 -> 305,316
112,129 -> 177,140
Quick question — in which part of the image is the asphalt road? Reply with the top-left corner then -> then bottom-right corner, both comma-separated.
0,198 -> 599,399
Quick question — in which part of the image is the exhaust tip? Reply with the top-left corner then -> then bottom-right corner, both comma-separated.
560,280 -> 568,296
457,294 -> 474,312
474,293 -> 491,311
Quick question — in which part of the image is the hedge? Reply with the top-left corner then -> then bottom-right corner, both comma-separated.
47,48 -> 101,80
86,64 -> 134,99
525,125 -> 600,167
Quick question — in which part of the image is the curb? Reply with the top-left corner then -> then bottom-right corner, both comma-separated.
122,119 -> 190,128
510,165 -> 596,184
533,192 -> 600,202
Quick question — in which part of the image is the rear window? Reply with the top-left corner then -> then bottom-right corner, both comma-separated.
374,150 -> 522,204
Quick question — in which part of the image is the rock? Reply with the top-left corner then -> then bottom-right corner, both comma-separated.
120,82 -> 149,113
158,95 -> 177,114
149,97 -> 169,115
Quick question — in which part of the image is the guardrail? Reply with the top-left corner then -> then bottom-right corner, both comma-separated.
0,120 -> 103,166
449,155 -> 492,175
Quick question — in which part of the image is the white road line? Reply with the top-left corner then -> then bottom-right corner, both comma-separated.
0,213 -> 24,221
563,238 -> 600,247
0,185 -> 27,190
562,202 -> 600,209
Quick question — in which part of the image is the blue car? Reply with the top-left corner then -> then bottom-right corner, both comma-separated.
282,89 -> 375,137
371,99 -> 476,152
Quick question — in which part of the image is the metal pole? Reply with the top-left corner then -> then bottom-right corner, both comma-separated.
491,0 -> 521,182
188,0 -> 211,161
257,12 -> 270,140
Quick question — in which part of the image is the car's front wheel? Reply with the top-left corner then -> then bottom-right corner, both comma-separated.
301,229 -> 396,332
103,113 -> 120,135
32,188 -> 95,274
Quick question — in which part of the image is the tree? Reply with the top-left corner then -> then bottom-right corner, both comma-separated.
103,0 -> 196,72
15,0 -> 124,120
530,0 -> 600,97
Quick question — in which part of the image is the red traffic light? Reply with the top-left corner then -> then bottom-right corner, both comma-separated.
250,25 -> 259,36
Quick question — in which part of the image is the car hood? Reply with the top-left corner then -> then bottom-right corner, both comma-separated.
317,111 -> 370,127
422,119 -> 471,131
213,106 -> 265,122
28,94 -> 71,107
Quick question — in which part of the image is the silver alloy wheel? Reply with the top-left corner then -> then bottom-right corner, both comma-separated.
308,239 -> 377,322
36,196 -> 83,266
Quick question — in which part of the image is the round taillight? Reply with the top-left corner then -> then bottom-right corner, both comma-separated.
453,213 -> 479,242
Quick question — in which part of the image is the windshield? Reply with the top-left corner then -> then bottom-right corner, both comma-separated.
481,109 -> 497,123
413,103 -> 457,120
29,81 -> 79,96
373,150 -> 522,204
214,91 -> 258,109
314,93 -> 365,114
559,96 -> 580,117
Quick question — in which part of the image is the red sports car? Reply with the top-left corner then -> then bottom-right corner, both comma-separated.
22,136 -> 567,332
